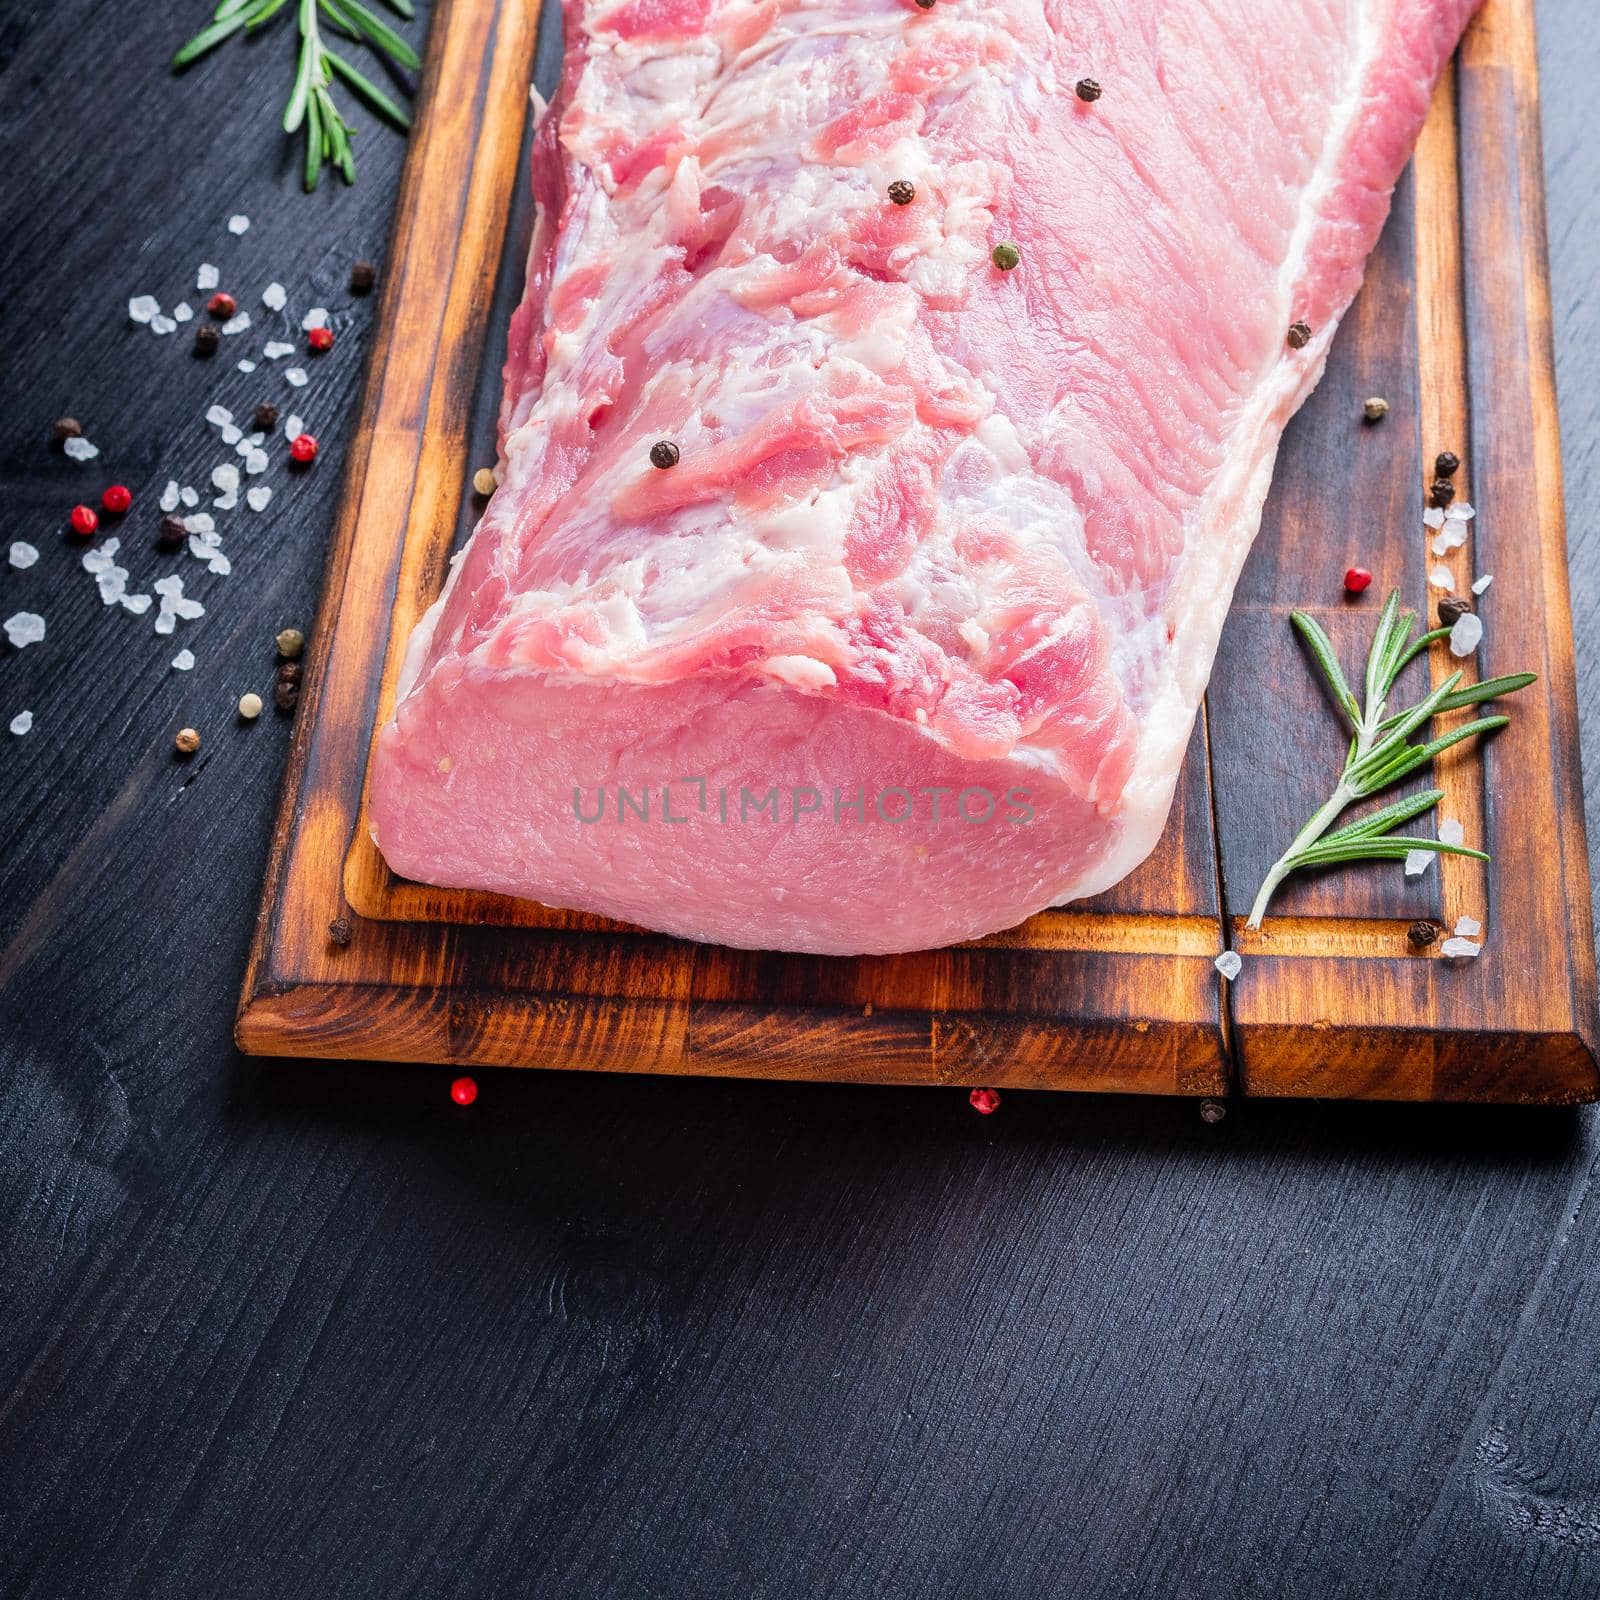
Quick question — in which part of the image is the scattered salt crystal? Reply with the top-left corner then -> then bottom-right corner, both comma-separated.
1446,502 -> 1475,522
227,214 -> 250,235
153,575 -> 185,597
171,649 -> 195,671
283,414 -> 305,441
174,595 -> 204,620
1449,612 -> 1484,656
184,512 -> 216,534
95,567 -> 129,605
155,612 -> 175,635
128,294 -> 160,324
245,448 -> 269,476
188,535 -> 219,562
9,710 -> 32,736
237,360 -> 257,373
1423,507 -> 1446,529
262,282 -> 288,311
246,485 -> 272,512
285,367 -> 309,388
215,491 -> 239,511
206,404 -> 234,427
9,542 -> 38,569
1429,566 -> 1454,591
63,436 -> 99,462
179,487 -> 199,508
173,302 -> 194,323
1439,817 -> 1465,846
81,538 -> 120,574
197,262 -> 220,290
221,423 -> 242,445
120,593 -> 152,615
1405,849 -> 1434,877
1440,936 -> 1481,960
263,340 -> 296,360
150,315 -> 178,336
301,307 -> 330,330
207,553 -> 232,576
160,479 -> 181,512
4,612 -> 46,648
212,464 -> 240,493
245,431 -> 265,447
1472,574 -> 1494,595
1454,915 -> 1483,938
1214,951 -> 1242,981
220,312 -> 252,336
1432,522 -> 1468,555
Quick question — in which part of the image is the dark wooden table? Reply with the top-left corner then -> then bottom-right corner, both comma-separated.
3,4 -> 1598,1596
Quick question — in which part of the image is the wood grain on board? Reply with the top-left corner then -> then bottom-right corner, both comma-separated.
236,0 -> 1597,1102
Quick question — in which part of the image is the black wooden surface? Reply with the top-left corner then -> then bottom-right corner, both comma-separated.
3,3 -> 1600,1596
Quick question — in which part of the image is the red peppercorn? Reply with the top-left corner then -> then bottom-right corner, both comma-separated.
1344,566 -> 1373,594
450,1076 -> 478,1107
969,1087 -> 1001,1115
289,433 -> 319,464
307,325 -> 335,353
69,504 -> 99,536
207,291 -> 237,319
101,484 -> 133,515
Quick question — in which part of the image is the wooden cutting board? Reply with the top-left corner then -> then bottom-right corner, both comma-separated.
236,0 -> 1600,1103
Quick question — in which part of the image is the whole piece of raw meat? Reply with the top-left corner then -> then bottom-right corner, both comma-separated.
371,0 -> 1481,955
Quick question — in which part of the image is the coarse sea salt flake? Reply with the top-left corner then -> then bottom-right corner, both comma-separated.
285,367 -> 309,388
1423,507 -> 1446,529
264,341 -> 296,360
197,263 -> 220,290
1429,565 -> 1454,591
1405,849 -> 1434,878
174,302 -> 194,323
185,512 -> 216,534
5,612 -> 46,648
1454,915 -> 1483,938
150,315 -> 178,336
1439,817 -> 1465,846
180,487 -> 199,507
82,538 -> 120,573
120,593 -> 152,615
283,414 -> 305,441
1449,612 -> 1484,656
1440,936 -> 1481,959
154,612 -> 175,635
63,436 -> 99,462
153,575 -> 185,597
128,295 -> 160,324
1432,523 -> 1467,555
207,554 -> 232,576
301,307 -> 330,330
227,214 -> 250,235
221,312 -> 252,336
172,649 -> 195,671
237,360 -> 257,373
215,491 -> 239,511
188,535 -> 219,561
245,448 -> 269,476
160,479 -> 181,512
207,404 -> 235,427
221,423 -> 242,445
9,542 -> 39,569
1214,951 -> 1242,981
262,282 -> 288,311
9,710 -> 32,736
247,485 -> 272,512
212,464 -> 240,492
1472,574 -> 1494,595
1447,502 -> 1475,522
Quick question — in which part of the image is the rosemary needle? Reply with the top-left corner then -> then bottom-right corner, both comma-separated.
174,0 -> 418,190
1246,590 -> 1535,929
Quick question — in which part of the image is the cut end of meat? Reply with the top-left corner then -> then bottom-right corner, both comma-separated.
372,0 -> 1483,955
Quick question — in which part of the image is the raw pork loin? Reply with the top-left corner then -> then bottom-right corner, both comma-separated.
371,0 -> 1480,955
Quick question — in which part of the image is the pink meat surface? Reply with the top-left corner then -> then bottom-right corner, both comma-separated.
371,0 -> 1480,956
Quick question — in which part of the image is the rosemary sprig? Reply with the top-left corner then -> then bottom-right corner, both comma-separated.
1246,590 -> 1535,929
174,0 -> 419,190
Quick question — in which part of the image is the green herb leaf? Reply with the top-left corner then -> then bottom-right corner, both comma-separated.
1289,610 -> 1360,724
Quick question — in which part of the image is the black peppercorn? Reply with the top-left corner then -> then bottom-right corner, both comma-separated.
350,259 -> 377,294
253,403 -> 280,433
1429,476 -> 1456,508
157,514 -> 187,549
913,0 -> 936,8
193,323 -> 220,356
328,917 -> 354,947
274,679 -> 301,714
52,417 -> 83,445
1286,320 -> 1312,349
1434,450 -> 1461,478
887,180 -> 915,206
1408,920 -> 1440,949
1438,597 -> 1473,627
276,660 -> 303,684
1075,78 -> 1102,102
649,440 -> 681,470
